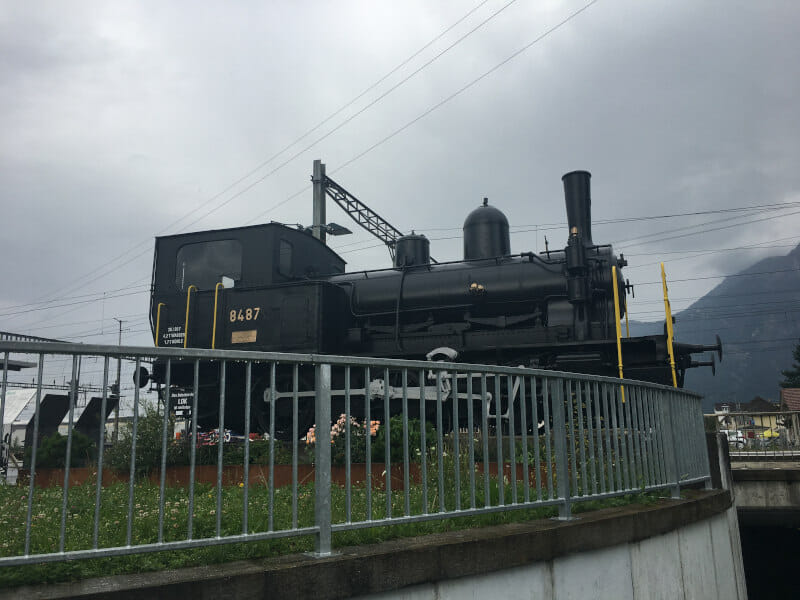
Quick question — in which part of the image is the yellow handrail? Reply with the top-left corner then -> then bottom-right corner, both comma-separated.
661,263 -> 678,387
155,302 -> 166,346
212,282 -> 225,349
184,285 -> 197,349
612,266 -> 625,402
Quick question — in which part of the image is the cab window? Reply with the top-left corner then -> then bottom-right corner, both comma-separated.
175,240 -> 243,291
278,239 -> 293,277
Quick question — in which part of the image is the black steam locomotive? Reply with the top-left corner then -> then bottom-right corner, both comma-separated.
145,170 -> 719,434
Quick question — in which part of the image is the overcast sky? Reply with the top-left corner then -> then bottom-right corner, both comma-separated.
1,0 -> 799,388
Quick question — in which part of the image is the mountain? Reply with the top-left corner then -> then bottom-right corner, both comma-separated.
629,244 -> 800,411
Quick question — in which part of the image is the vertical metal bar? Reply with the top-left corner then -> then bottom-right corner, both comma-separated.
662,391 -> 681,498
637,386 -> 652,487
640,387 -> 656,486
531,376 -> 542,501
566,381 -> 578,497
452,370 -> 461,511
314,363 -> 332,555
627,386 -> 642,489
365,366 -> 372,519
650,388 -> 666,486
436,370 -> 445,513
695,397 -> 712,487
680,395 -> 693,478
188,359 -> 199,539
584,380 -> 597,496
552,378 -> 571,519
158,359 -> 172,544
481,373 -> 490,507
625,385 -> 639,488
243,362 -> 252,535
419,368 -> 428,514
494,375 -> 504,505
612,384 -> 628,490
680,394 -> 693,480
651,388 -> 667,486
59,355 -> 79,553
593,382 -> 606,494
93,356 -> 111,549
126,358 -> 141,547
344,365 -> 351,523
576,381 -> 588,496
0,352 -> 8,485
519,374 -> 530,504
603,384 -> 618,492
402,369 -> 410,517
673,393 -> 686,480
293,363 -> 299,528
24,355 -> 45,555
467,373 -> 476,509
542,377 -> 554,499
635,387 -> 649,484
688,397 -> 699,479
384,367 -> 391,518
603,383 -> 624,491
216,361 -> 226,538
506,375 -> 516,504
290,363 -> 296,529
268,362 -> 275,531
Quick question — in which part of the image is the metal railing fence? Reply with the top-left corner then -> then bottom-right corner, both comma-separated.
707,410 -> 800,459
0,341 -> 710,565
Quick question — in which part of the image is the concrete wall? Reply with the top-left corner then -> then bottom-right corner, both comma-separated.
733,467 -> 800,509
11,490 -> 746,600
363,509 -> 746,600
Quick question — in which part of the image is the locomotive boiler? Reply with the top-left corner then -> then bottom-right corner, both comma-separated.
144,169 -> 720,434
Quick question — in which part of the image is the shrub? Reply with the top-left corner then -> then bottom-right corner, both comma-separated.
105,403 -> 175,476
26,431 -> 95,468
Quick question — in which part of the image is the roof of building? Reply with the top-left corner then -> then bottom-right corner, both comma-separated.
4,359 -> 37,371
780,388 -> 800,411
1,389 -> 38,424
714,397 -> 780,413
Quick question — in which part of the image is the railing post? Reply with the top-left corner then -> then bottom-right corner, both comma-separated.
661,391 -> 681,499
314,363 -> 333,556
552,378 -> 573,520
696,398 -> 713,490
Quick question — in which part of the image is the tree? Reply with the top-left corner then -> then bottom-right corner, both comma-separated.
780,339 -> 800,388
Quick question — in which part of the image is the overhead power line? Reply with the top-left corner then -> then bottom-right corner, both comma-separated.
636,267 -> 800,286
0,289 -> 149,318
24,0 -> 511,308
332,0 -> 601,175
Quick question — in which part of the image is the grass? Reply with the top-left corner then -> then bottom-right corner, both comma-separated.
0,461 -> 669,590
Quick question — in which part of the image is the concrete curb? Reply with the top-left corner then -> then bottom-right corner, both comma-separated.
4,490 -> 731,600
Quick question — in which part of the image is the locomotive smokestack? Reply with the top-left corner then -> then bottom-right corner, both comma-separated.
562,170 -> 593,246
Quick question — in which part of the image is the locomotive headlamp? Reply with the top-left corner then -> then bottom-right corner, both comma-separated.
324,222 -> 353,236
303,222 -> 353,236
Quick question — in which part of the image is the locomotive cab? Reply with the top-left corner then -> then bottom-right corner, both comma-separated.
150,223 -> 347,352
